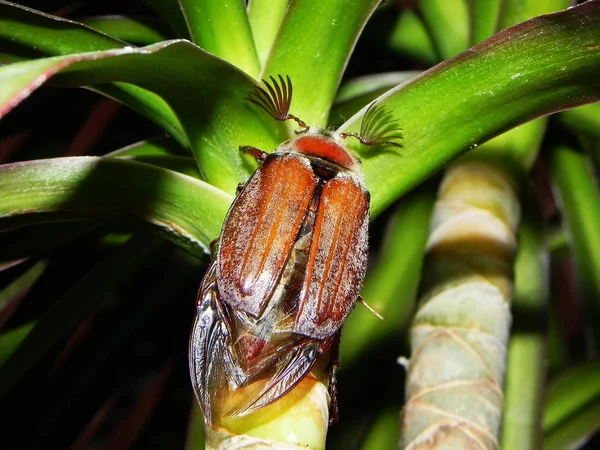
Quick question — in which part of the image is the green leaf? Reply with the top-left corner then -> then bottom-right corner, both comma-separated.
560,102 -> 600,139
0,1 -> 127,54
90,83 -> 189,149
388,9 -> 438,64
106,136 -> 187,157
178,0 -> 260,77
544,397 -> 600,450
79,16 -> 170,45
419,0 -> 470,59
544,361 -> 600,433
185,402 -> 206,450
0,223 -> 97,265
469,0 -> 502,45
0,322 -> 35,367
330,71 -> 419,126
0,260 -> 47,310
362,407 -> 400,450
0,234 -> 157,397
247,0 -> 288,67
0,40 -> 289,192
0,2 -> 188,149
550,145 -> 600,351
500,187 -> 547,450
0,157 -> 231,256
497,0 -> 574,30
465,118 -> 548,172
144,0 -> 190,39
263,0 -> 381,127
339,2 -> 600,216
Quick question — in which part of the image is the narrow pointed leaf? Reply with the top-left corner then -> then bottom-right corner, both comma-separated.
419,0 -> 470,59
0,40 -> 289,192
79,16 -> 169,45
0,2 -> 188,148
247,0 -> 289,67
340,184 -> 435,366
144,0 -> 190,38
497,0 -> 574,29
339,2 -> 600,216
544,361 -> 600,433
0,157 -> 231,256
388,9 -> 438,64
263,0 -> 381,126
0,235 -> 157,398
550,145 -> 600,351
501,187 -> 548,450
178,0 -> 260,77
469,0 -> 502,44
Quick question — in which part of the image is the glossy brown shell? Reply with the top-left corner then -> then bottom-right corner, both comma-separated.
216,145 -> 368,339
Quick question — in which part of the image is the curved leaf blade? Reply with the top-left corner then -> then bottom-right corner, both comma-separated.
0,157 -> 231,256
339,2 -> 600,216
263,0 -> 381,127
178,0 -> 260,77
79,16 -> 170,45
0,40 -> 289,192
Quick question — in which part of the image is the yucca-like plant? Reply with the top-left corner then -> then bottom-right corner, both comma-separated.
1,0 -> 600,449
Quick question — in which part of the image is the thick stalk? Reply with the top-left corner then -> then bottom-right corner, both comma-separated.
401,161 -> 520,449
203,375 -> 329,449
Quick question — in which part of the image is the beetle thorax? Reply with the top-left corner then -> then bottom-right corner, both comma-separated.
291,132 -> 358,172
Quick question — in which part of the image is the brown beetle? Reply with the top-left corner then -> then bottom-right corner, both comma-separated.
189,75 -> 402,425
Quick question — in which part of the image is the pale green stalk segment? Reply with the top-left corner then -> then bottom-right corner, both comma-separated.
178,0 -> 260,77
469,0 -> 502,44
263,0 -> 381,127
498,0 -> 574,30
560,102 -> 600,139
206,376 -> 329,449
247,0 -> 289,68
419,0 -> 470,59
0,157 -> 231,256
544,398 -> 600,450
500,188 -> 548,450
551,145 -> 600,352
0,234 -> 157,398
339,2 -> 600,217
402,161 -> 520,448
388,9 -> 438,65
340,184 -> 436,367
544,361 -> 600,432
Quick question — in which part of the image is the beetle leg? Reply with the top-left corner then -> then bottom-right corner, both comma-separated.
325,332 -> 341,423
208,238 -> 219,255
239,145 -> 268,163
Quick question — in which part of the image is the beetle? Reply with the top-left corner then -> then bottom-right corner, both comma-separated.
189,75 -> 402,425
